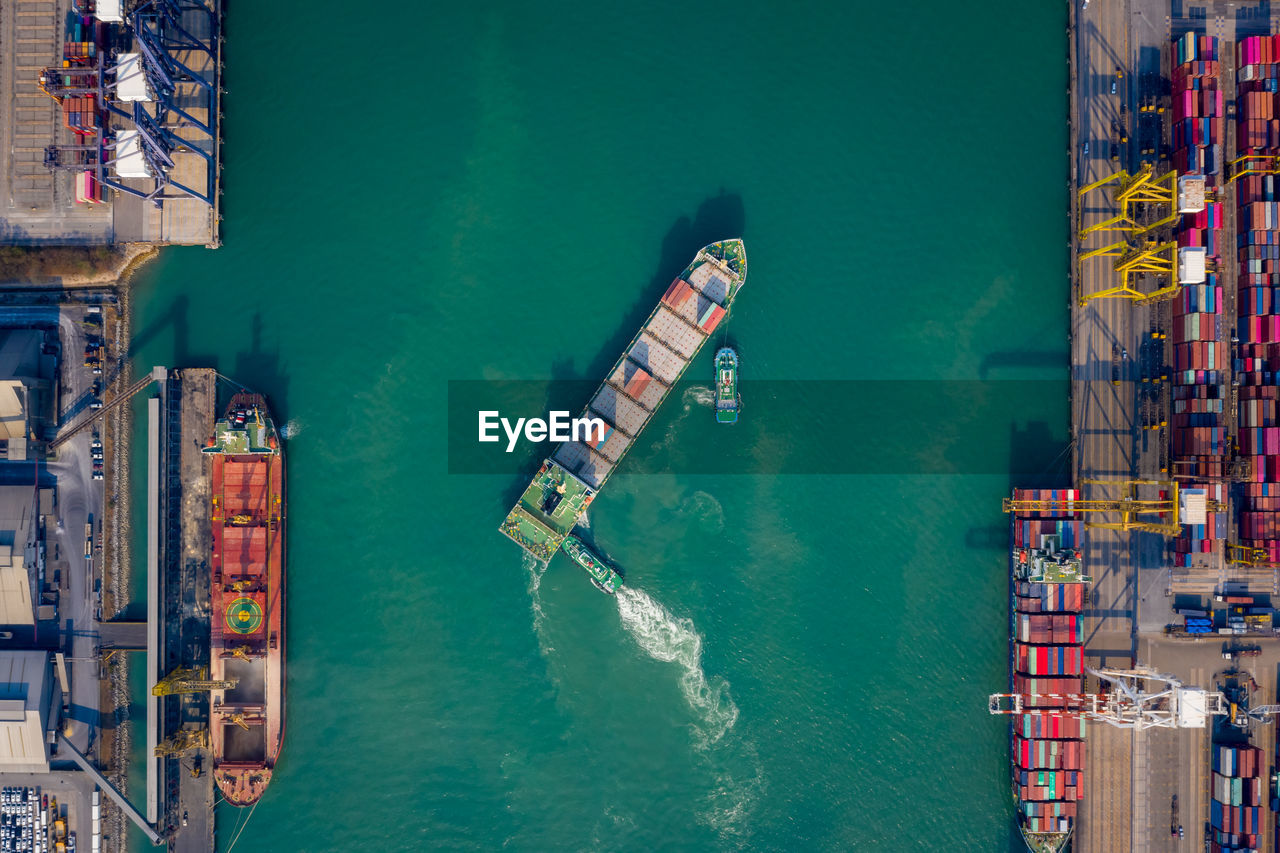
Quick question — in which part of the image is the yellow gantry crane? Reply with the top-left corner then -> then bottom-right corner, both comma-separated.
1077,240 -> 1182,304
151,667 -> 238,696
1229,153 -> 1280,184
1002,479 -> 1223,537
1078,165 -> 1185,238
153,727 -> 208,758
1077,167 -> 1209,306
1226,544 -> 1278,568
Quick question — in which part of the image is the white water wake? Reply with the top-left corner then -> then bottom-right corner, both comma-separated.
279,418 -> 303,439
615,587 -> 739,747
523,553 -> 553,654
683,385 -> 716,409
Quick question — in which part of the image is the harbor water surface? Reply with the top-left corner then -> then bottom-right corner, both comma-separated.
126,1 -> 1068,849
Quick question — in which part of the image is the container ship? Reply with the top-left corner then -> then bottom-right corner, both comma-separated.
500,240 -> 747,562
204,393 -> 286,806
1007,489 -> 1090,853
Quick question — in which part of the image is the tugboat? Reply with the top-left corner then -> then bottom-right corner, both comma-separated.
715,347 -> 740,424
561,534 -> 624,594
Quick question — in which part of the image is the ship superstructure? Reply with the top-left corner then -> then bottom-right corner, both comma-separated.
204,393 -> 286,806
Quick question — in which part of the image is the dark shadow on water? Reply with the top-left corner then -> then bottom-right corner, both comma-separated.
497,192 -> 745,512
1008,420 -> 1071,489
223,313 -> 290,423
126,293 -> 218,375
978,350 -> 1069,380
118,600 -> 147,622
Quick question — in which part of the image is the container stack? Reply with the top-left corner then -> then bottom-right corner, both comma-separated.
61,95 -> 97,136
1009,491 -> 1086,839
1235,35 -> 1280,565
1170,34 -> 1229,567
1210,743 -> 1264,851
1236,35 -> 1280,154
74,171 -> 100,205
1173,33 -> 1224,177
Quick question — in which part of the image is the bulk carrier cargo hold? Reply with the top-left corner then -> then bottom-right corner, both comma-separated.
1006,490 -> 1091,853
204,393 -> 286,806
500,240 -> 747,562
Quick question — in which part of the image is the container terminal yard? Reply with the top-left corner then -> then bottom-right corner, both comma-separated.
992,1 -> 1280,851
0,0 -> 222,246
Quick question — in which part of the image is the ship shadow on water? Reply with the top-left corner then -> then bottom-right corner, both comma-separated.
497,192 -> 746,512
963,421 -> 1070,553
227,312 -> 290,422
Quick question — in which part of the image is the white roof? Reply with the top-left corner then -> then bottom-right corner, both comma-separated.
1178,247 -> 1207,285
114,54 -> 151,103
112,130 -> 152,179
95,0 -> 123,22
1177,176 -> 1206,213
1175,687 -> 1208,728
0,652 -> 51,772
1181,488 -> 1208,526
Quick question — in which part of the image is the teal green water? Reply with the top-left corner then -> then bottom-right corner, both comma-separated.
124,1 -> 1069,849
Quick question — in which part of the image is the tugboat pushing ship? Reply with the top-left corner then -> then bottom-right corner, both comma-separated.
204,393 -> 286,806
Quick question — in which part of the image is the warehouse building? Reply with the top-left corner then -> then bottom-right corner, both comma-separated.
0,652 -> 56,773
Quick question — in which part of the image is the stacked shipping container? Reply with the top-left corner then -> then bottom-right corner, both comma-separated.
1009,490 -> 1086,839
1172,34 -> 1228,565
61,96 -> 97,136
1210,743 -> 1264,851
1173,33 -> 1225,176
1235,34 -> 1280,564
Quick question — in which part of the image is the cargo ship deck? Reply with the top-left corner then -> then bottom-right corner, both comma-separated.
205,394 -> 285,806
501,239 -> 747,560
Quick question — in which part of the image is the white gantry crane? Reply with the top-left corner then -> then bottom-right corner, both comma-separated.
990,666 -> 1229,730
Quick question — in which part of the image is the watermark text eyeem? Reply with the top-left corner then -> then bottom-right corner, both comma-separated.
478,410 -> 607,453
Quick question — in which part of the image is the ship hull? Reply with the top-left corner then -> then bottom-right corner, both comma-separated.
562,534 -> 623,594
206,393 -> 285,806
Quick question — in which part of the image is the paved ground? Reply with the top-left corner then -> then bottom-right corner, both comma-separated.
162,368 -> 214,853
0,0 -> 113,243
1071,9 -> 1280,846
0,1 -> 219,246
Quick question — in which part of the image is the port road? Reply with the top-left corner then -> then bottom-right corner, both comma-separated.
1071,0 -> 1164,849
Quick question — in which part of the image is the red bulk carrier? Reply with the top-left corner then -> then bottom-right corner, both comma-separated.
205,393 -> 286,806
1004,490 -> 1091,853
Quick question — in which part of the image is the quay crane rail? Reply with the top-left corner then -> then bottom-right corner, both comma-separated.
151,666 -> 237,696
990,667 -> 1228,730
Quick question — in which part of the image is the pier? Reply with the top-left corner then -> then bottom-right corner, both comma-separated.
0,0 -> 224,247
1064,2 -> 1280,851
